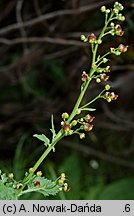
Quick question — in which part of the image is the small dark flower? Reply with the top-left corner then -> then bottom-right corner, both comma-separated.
83,123 -> 93,132
62,122 -> 71,132
81,71 -> 89,82
105,92 -> 118,102
34,180 -> 42,188
87,33 -> 96,43
64,183 -> 70,192
100,73 -> 109,81
115,25 -> 124,36
17,183 -> 23,189
105,66 -> 111,73
119,44 -> 128,53
85,114 -> 95,123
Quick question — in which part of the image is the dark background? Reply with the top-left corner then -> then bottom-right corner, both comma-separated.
0,0 -> 134,199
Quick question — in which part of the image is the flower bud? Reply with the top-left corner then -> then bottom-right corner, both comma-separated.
61,173 -> 66,179
96,78 -> 101,83
106,9 -> 110,13
119,16 -> 125,21
110,22 -> 115,27
103,58 -> 108,63
114,2 -> 124,11
58,173 -> 66,185
79,133 -> 85,139
36,171 -> 43,177
101,6 -> 106,12
97,39 -> 102,44
8,173 -> 14,179
113,8 -> 119,14
81,35 -> 87,42
71,120 -> 77,127
62,112 -> 69,119
105,84 -> 111,90
76,109 -> 81,115
58,179 -> 64,185
29,167 -> 35,173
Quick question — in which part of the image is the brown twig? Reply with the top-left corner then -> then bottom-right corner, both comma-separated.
0,0 -> 115,36
0,37 -> 86,46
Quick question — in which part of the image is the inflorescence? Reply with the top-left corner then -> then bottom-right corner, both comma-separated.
61,2 -> 128,140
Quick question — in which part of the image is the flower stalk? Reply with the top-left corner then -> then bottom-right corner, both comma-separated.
15,2 -> 128,196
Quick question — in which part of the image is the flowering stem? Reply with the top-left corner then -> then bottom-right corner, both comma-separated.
21,3 -> 127,190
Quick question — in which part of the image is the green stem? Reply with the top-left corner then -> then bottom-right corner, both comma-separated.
68,78 -> 91,123
90,12 -> 114,77
96,52 -> 110,65
23,130 -> 64,184
80,89 -> 106,109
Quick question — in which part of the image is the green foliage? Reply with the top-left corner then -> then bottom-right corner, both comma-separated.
81,108 -> 96,112
98,177 -> 134,199
0,182 -> 17,200
33,134 -> 50,147
0,171 -> 18,200
0,170 -> 61,200
19,176 -> 61,198
50,115 -> 56,140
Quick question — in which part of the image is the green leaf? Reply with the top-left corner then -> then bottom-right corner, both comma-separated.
50,115 -> 56,139
98,177 -> 134,200
81,108 -> 96,111
1,173 -> 8,184
33,134 -> 50,147
21,177 -> 61,198
0,182 -> 18,200
0,171 -> 18,200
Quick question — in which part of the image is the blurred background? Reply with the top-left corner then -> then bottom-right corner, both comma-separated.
0,0 -> 134,199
